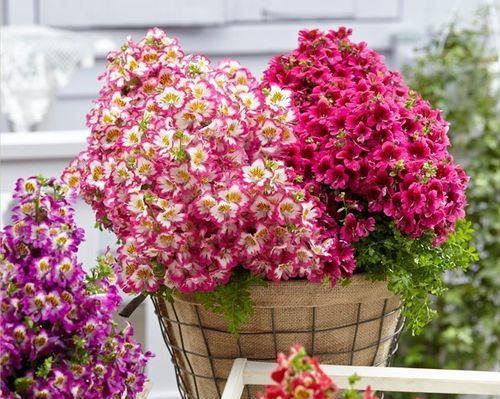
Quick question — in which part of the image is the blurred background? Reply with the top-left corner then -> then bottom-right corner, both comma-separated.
1,0 -> 498,133
1,1 -> 499,398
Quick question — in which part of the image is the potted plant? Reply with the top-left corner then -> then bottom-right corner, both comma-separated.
0,177 -> 152,399
64,27 -> 476,398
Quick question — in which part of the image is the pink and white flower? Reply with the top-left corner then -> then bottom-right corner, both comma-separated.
64,28 -> 334,294
243,159 -> 272,185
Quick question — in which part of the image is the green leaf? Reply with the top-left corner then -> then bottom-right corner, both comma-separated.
393,8 -> 500,387
14,376 -> 34,393
356,218 -> 476,334
348,373 -> 361,385
195,268 -> 267,335
35,356 -> 54,378
158,285 -> 174,303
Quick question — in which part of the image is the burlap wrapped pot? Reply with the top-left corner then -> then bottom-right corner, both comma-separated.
152,274 -> 403,399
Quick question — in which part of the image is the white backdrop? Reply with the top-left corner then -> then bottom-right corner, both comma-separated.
1,1 -> 499,398
2,0 -> 498,133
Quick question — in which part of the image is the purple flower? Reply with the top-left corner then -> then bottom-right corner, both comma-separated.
0,177 -> 152,398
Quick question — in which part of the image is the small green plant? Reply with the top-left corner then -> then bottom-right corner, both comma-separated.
195,269 -> 267,335
357,218 -> 477,334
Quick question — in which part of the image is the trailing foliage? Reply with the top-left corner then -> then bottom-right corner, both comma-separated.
394,7 -> 500,393
195,268 -> 267,335
356,218 -> 477,334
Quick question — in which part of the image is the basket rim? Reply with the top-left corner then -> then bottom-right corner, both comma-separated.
168,274 -> 398,308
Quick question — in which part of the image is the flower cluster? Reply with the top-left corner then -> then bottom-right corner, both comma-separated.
260,345 -> 377,399
263,28 -> 468,261
0,177 -> 151,399
64,28 -> 336,294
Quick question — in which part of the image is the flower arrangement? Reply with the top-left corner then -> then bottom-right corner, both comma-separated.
0,177 -> 151,399
260,345 -> 377,399
263,28 -> 477,332
64,27 -> 477,334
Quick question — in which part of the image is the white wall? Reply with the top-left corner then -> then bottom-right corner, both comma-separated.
2,0 -> 497,132
1,1 -> 498,398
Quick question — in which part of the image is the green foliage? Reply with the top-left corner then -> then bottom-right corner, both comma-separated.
85,254 -> 116,294
290,346 -> 314,372
157,285 -> 175,303
356,219 -> 477,335
13,376 -> 34,393
394,6 -> 500,395
70,335 -> 91,364
195,268 -> 267,335
35,356 -> 54,379
342,374 -> 367,399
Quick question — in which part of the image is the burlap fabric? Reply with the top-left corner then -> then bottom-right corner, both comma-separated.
153,275 -> 403,399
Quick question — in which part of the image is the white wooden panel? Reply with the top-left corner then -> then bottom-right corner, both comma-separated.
229,0 -> 401,21
144,299 -> 179,399
0,0 -> 7,25
0,191 -> 13,227
40,98 -> 90,131
56,61 -> 105,97
227,0 -> 267,22
259,0 -> 355,20
82,21 -> 403,57
420,0 -> 491,27
238,360 -> 500,395
14,0 -> 403,28
0,130 -> 88,160
0,114 -> 10,132
356,0 -> 401,19
39,0 -> 226,27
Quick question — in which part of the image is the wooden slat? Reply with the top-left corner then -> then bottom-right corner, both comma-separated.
250,0 -> 356,21
39,0 -> 226,27
72,21 -> 402,58
0,131 -> 88,160
36,0 -> 402,27
240,360 -> 500,395
221,358 -> 247,399
356,0 -> 401,19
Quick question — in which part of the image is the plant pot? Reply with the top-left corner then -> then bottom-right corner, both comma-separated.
152,274 -> 403,399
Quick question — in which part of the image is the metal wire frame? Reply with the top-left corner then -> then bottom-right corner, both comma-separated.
152,296 -> 406,399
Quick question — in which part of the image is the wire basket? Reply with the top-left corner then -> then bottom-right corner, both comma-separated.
152,275 -> 404,399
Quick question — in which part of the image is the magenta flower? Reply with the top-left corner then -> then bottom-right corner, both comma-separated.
263,27 -> 468,257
